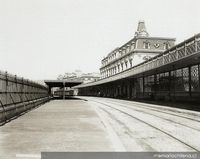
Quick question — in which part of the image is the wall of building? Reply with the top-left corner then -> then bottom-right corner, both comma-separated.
78,63 -> 200,103
136,38 -> 175,50
77,33 -> 200,103
100,21 -> 175,79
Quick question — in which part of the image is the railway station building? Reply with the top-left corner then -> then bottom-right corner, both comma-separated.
100,21 -> 175,79
75,21 -> 200,103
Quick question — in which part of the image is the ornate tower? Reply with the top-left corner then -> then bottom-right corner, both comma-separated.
135,20 -> 149,37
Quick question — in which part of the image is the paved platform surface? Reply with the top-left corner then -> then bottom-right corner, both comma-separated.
0,99 -> 114,159
1,97 -> 200,158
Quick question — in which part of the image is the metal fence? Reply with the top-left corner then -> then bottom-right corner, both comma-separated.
78,63 -> 200,102
0,71 -> 50,125
133,34 -> 200,75
135,63 -> 200,101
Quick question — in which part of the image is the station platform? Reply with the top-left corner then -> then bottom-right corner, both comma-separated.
1,97 -> 200,158
0,98 -> 114,159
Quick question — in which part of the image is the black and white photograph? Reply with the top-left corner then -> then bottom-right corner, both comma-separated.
0,0 -> 200,159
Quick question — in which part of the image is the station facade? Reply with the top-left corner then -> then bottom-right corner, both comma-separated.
76,22 -> 200,103
100,21 -> 175,79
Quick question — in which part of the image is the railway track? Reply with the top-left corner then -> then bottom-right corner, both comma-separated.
101,98 -> 200,122
81,97 -> 200,152
98,100 -> 200,131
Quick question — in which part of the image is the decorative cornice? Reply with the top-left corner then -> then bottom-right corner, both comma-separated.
136,36 -> 176,41
100,49 -> 163,70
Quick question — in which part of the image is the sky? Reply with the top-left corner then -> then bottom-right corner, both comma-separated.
0,0 -> 200,80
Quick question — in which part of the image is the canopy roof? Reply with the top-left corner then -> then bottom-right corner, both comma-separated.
44,80 -> 82,88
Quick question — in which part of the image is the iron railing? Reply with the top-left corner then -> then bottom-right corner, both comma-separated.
139,34 -> 200,73
0,71 -> 50,125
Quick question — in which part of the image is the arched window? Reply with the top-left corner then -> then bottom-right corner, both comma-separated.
118,64 -> 120,72
121,63 -> 124,71
164,42 -> 170,50
143,41 -> 150,49
125,61 -> 128,69
129,59 -> 133,67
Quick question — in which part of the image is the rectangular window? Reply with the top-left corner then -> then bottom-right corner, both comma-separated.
191,65 -> 200,91
174,68 -> 189,92
164,43 -> 170,50
143,42 -> 150,49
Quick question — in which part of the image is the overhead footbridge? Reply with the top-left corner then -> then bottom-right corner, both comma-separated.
75,33 -> 200,102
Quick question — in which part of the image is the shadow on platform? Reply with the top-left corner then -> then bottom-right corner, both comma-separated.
134,99 -> 200,112
52,96 -> 86,100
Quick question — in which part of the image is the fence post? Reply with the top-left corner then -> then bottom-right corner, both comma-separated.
195,36 -> 198,52
14,75 -> 18,115
21,78 -> 26,111
5,72 -> 8,111
184,42 -> 187,56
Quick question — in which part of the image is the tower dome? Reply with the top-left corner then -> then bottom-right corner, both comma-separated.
135,20 -> 149,37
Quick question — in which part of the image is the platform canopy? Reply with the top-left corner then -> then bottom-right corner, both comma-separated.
44,80 -> 82,88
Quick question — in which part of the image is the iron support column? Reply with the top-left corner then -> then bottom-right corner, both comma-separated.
169,71 -> 171,100
63,82 -> 65,100
142,75 -> 145,98
189,66 -> 192,97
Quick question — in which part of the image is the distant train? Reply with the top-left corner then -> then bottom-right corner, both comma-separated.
53,89 -> 74,98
